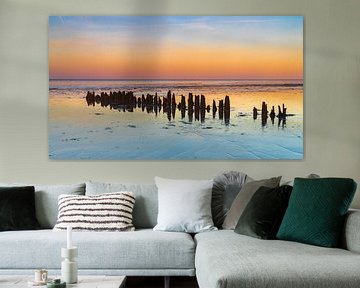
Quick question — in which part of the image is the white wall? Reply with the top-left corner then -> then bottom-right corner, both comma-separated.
0,0 -> 359,207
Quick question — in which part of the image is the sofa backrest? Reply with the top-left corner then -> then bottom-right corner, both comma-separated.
0,182 -> 86,229
86,181 -> 158,229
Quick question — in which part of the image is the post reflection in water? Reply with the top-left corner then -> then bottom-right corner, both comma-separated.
85,89 -> 291,130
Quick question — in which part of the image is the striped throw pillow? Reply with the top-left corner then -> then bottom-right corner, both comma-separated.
53,192 -> 136,231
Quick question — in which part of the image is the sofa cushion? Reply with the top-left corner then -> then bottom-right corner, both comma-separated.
0,229 -> 195,272
0,183 -> 85,229
153,177 -> 216,233
86,181 -> 158,229
342,209 -> 360,253
234,185 -> 292,239
222,176 -> 281,229
53,192 -> 136,232
0,186 -> 40,231
277,178 -> 357,247
212,171 -> 250,228
195,230 -> 360,288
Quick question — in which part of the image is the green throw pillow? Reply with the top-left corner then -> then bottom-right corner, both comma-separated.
277,178 -> 357,247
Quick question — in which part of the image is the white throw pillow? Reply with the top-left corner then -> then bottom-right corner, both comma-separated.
53,192 -> 135,231
153,177 -> 217,233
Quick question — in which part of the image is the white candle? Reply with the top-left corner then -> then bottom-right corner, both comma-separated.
67,225 -> 72,249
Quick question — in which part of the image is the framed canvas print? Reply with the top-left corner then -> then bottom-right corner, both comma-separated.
48,16 -> 303,160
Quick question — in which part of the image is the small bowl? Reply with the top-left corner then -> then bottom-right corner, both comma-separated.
47,279 -> 66,288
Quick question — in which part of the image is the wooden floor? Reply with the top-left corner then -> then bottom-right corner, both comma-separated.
126,276 -> 199,288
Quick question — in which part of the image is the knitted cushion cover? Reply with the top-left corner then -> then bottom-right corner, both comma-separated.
53,192 -> 135,231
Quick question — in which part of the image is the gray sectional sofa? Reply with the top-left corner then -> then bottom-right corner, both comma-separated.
1,180 -> 360,288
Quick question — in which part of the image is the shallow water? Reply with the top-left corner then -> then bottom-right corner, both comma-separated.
49,79 -> 303,160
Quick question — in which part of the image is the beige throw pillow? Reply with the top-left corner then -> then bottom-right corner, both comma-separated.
222,176 -> 281,230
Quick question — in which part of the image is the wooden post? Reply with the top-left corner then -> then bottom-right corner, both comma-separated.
200,95 -> 206,123
195,95 -> 200,121
270,105 -> 275,125
224,95 -> 230,125
180,95 -> 186,119
188,93 -> 194,121
212,100 -> 217,118
261,101 -> 268,126
170,94 -> 176,119
219,100 -> 224,120
253,107 -> 258,120
167,90 -> 172,108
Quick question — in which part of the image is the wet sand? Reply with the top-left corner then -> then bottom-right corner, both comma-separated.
48,80 -> 303,160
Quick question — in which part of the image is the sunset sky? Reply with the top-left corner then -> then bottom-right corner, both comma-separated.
49,16 -> 303,80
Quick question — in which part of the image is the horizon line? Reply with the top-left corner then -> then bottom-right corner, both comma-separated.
49,78 -> 303,81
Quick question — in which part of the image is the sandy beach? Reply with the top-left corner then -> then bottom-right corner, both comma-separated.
48,80 -> 303,160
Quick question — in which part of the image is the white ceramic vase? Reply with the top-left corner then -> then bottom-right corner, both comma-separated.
61,247 -> 78,284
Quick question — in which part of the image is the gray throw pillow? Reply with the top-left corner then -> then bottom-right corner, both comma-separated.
153,177 -> 217,233
212,171 -> 250,228
222,176 -> 281,230
282,173 -> 320,186
0,183 -> 85,228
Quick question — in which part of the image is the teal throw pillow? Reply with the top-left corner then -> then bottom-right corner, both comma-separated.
277,178 -> 357,247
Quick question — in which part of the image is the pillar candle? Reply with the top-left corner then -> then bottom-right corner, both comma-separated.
67,225 -> 72,249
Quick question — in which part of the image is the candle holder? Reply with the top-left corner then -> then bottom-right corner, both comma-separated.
61,247 -> 78,284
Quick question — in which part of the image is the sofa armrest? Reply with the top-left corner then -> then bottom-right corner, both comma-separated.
342,209 -> 360,253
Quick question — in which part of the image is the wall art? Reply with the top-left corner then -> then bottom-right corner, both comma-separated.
49,16 -> 303,160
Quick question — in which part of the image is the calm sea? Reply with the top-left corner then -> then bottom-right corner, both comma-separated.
49,79 -> 302,96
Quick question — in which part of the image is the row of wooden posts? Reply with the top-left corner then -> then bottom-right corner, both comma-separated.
86,90 -> 231,124
85,90 -> 289,127
253,102 -> 287,120
253,102 -> 288,127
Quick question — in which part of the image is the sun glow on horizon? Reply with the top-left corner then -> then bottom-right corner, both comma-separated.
49,16 -> 303,80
